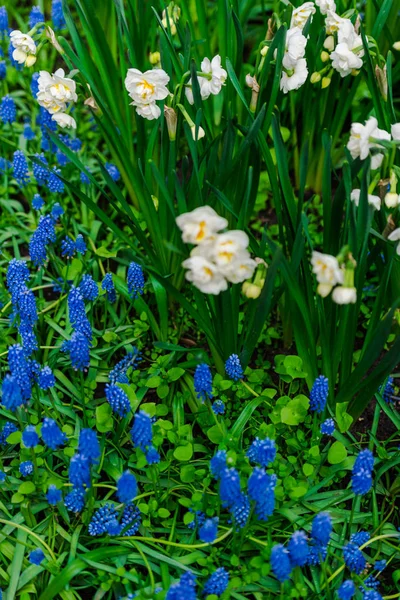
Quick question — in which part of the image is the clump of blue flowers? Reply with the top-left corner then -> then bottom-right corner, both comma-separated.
225,353 -> 243,381
194,363 -> 213,401
309,375 -> 329,413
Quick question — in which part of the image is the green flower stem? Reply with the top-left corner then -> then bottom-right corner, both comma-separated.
119,527 -> 233,548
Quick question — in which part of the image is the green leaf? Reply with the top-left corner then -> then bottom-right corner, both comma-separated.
180,465 -> 196,483
280,395 -> 309,426
167,367 -> 185,382
95,403 -> 114,433
207,424 -> 225,444
146,376 -> 162,388
6,430 -> 22,444
173,444 -> 193,461
18,482 -> 36,495
335,402 -> 354,433
158,508 -> 171,518
328,441 -> 348,465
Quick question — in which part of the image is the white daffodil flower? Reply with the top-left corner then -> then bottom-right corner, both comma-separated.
211,231 -> 250,268
350,189 -> 381,211
331,43 -> 363,77
325,11 -> 346,34
280,58 -> 308,93
125,68 -> 170,120
388,228 -> 400,255
9,30 -> 37,67
391,123 -> 400,140
311,251 -> 343,298
384,192 -> 400,208
223,256 -> 258,284
52,112 -> 77,129
290,2 -> 316,28
347,116 -> 391,170
176,206 -> 228,245
332,286 -> 357,304
37,69 -> 77,113
316,0 -> 336,15
185,55 -> 227,104
181,256 -> 228,294
282,27 -> 307,70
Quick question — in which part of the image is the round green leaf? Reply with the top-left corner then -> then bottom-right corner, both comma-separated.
173,444 -> 193,461
328,441 -> 348,465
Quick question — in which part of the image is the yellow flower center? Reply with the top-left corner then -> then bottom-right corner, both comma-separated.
196,221 -> 207,242
140,80 -> 155,100
203,266 -> 213,277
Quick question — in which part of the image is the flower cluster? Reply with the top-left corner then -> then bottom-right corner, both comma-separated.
131,410 -> 160,463
177,206 -> 257,294
351,449 -> 374,495
37,68 -> 78,129
61,284 -> 93,370
185,55 -> 227,104
125,68 -> 170,120
311,250 -> 357,304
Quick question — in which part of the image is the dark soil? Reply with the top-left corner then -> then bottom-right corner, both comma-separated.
352,397 -> 399,441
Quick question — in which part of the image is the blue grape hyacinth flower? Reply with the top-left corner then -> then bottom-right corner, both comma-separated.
20,461 -> 34,476
105,383 -> 131,417
311,512 -> 332,546
22,426 -> 39,448
288,530 -> 309,567
247,437 -> 276,466
101,273 -> 116,302
270,544 -> 291,582
321,418 -> 335,435
343,542 -> 366,574
225,353 -> 243,381
29,548 -> 45,565
127,262 -> 145,298
338,580 -> 356,600
41,418 -> 67,450
203,568 -> 229,597
47,485 -> 62,505
309,375 -> 329,413
0,95 -> 16,124
117,471 -> 138,504
198,517 -> 218,543
79,429 -> 100,465
194,363 -> 213,402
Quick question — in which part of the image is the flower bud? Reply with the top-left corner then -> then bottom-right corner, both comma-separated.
391,123 -> 400,141
311,72 -> 321,84
246,74 -> 260,113
323,36 -> 335,51
46,26 -> 64,53
25,55 -> 37,67
164,106 -> 177,141
321,77 -> 331,89
351,69 -> 360,77
384,192 -> 400,208
242,282 -> 261,299
375,65 -> 387,101
260,45 -> 268,57
149,51 -> 161,66
393,41 -> 400,51
320,51 -> 330,63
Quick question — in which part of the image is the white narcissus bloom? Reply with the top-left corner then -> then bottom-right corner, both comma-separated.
384,192 -> 400,208
280,58 -> 308,93
391,123 -> 400,140
332,286 -> 357,304
211,231 -> 250,267
350,189 -> 381,211
223,256 -> 258,284
135,103 -> 162,120
124,68 -> 170,120
176,206 -> 228,245
185,55 -> 227,104
282,27 -> 307,70
330,43 -> 363,77
325,11 -> 346,34
9,30 -> 37,67
52,113 -> 77,129
315,0 -> 336,15
181,256 -> 228,294
290,2 -> 316,28
330,19 -> 364,77
388,228 -> 400,255
311,251 -> 343,297
347,116 -> 391,170
37,69 -> 78,113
